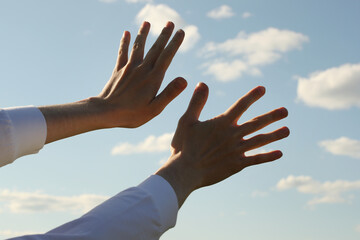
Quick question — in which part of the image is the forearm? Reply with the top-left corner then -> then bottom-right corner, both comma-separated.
155,153 -> 197,208
38,98 -> 107,144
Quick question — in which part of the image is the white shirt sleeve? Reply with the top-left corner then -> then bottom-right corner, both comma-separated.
0,106 -> 47,167
9,175 -> 179,240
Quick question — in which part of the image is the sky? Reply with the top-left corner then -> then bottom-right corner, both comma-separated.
0,0 -> 360,239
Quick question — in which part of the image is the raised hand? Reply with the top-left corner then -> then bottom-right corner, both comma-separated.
40,21 -> 186,143
96,21 -> 187,128
156,83 -> 290,207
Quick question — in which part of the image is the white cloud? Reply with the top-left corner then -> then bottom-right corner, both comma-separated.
242,12 -> 252,19
200,28 -> 308,81
207,5 -> 235,19
202,59 -> 252,82
126,0 -> 152,3
251,190 -> 268,198
356,224 -> 360,233
215,90 -> 226,97
276,175 -> 360,205
112,132 -> 173,155
98,0 -> 117,3
245,148 -> 273,157
135,4 -> 200,52
319,137 -> 360,159
296,63 -> 360,110
0,230 -> 38,238
237,211 -> 247,216
0,189 -> 108,214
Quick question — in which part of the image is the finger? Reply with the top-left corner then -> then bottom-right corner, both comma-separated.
224,86 -> 265,124
242,127 -> 290,152
143,21 -> 174,66
151,77 -> 187,116
242,150 -> 283,167
238,107 -> 288,137
115,31 -> 131,71
154,29 -> 185,72
128,21 -> 150,66
183,82 -> 209,122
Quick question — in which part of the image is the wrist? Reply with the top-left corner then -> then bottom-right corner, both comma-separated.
155,152 -> 198,208
85,96 -> 122,129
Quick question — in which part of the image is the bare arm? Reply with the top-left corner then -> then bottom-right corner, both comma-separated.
156,83 -> 290,207
39,21 -> 187,144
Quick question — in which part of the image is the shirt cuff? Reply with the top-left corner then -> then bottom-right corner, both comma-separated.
138,175 -> 179,233
4,106 -> 47,162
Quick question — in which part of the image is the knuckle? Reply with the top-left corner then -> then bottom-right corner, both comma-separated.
255,133 -> 266,142
275,130 -> 285,139
118,49 -> 126,56
121,37 -> 129,45
249,118 -> 261,128
148,69 -> 163,80
152,107 -> 162,117
161,27 -> 171,35
152,41 -> 161,51
148,105 -> 161,118
178,115 -> 189,125
132,41 -> 142,50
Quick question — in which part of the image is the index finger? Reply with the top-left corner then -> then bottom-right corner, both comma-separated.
223,86 -> 265,124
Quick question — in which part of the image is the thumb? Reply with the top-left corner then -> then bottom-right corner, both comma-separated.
152,77 -> 187,115
183,82 -> 209,122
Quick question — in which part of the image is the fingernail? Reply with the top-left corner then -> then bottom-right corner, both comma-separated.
166,21 -> 173,28
175,78 -> 187,89
195,82 -> 204,92
142,21 -> 149,28
257,86 -> 265,94
282,127 -> 290,137
122,31 -> 129,38
177,29 -> 184,35
275,151 -> 283,158
280,107 -> 288,116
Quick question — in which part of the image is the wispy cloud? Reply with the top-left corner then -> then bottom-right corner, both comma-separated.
356,224 -> 360,233
98,0 -> 117,3
296,63 -> 360,110
251,190 -> 268,198
319,137 -> 360,159
276,175 -> 360,205
242,12 -> 252,19
126,0 -> 152,3
0,189 -> 108,214
245,148 -> 273,157
111,132 -> 173,155
207,5 -> 235,19
135,4 -> 200,52
202,59 -> 258,82
200,28 -> 309,82
0,230 -> 39,239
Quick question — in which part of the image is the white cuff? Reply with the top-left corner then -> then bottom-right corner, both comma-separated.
138,175 -> 179,232
2,106 -> 46,165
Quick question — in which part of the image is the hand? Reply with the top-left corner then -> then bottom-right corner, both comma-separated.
94,21 -> 187,128
40,21 -> 187,144
156,83 -> 290,207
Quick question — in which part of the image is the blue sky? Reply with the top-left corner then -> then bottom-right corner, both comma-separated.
1,0 -> 360,239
